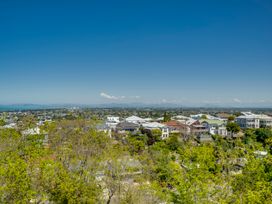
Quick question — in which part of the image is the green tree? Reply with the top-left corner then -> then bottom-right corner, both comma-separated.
166,134 -> 181,151
0,153 -> 34,203
226,122 -> 241,136
17,115 -> 37,131
163,112 -> 171,122
231,155 -> 272,203
255,128 -> 272,145
228,115 -> 235,122
128,136 -> 146,155
234,112 -> 242,117
0,119 -> 5,126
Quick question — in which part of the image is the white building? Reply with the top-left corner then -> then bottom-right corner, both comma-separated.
142,122 -> 169,139
236,112 -> 272,129
105,116 -> 120,129
143,118 -> 153,122
217,126 -> 228,136
258,114 -> 272,128
107,116 -> 120,123
172,115 -> 191,121
236,115 -> 259,129
22,127 -> 41,136
125,116 -> 146,124
209,126 -> 228,137
161,128 -> 170,139
142,122 -> 165,129
190,114 -> 223,120
2,123 -> 17,129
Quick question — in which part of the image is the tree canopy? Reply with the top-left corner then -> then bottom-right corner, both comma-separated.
0,118 -> 271,203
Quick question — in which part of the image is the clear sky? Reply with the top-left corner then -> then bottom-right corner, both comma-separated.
0,0 -> 272,106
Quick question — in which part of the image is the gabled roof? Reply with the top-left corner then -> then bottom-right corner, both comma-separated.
172,115 -> 190,120
125,116 -> 145,122
116,121 -> 140,130
143,118 -> 153,122
142,122 -> 165,129
258,114 -> 272,119
164,121 -> 187,128
200,119 -> 225,126
241,112 -> 256,116
186,118 -> 198,126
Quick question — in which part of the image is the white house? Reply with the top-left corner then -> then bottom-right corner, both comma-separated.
2,123 -> 17,129
105,116 -> 120,129
209,126 -> 228,137
106,116 -> 120,123
190,114 -> 223,121
172,115 -> 191,120
185,118 -> 198,126
22,127 -> 41,136
143,118 -> 153,122
142,122 -> 169,139
125,116 -> 146,124
161,128 -> 170,139
217,126 -> 228,136
142,122 -> 165,129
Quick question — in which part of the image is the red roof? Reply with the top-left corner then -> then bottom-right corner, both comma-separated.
164,121 -> 187,128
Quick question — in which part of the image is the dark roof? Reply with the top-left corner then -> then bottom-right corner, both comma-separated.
116,121 -> 140,130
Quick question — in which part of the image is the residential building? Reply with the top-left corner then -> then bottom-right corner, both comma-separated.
107,116 -> 120,123
2,122 -> 17,129
190,114 -> 223,121
142,122 -> 169,139
164,120 -> 190,135
22,127 -> 40,136
209,126 -> 228,137
236,112 -> 268,128
96,124 -> 112,137
236,115 -> 259,128
106,116 -> 120,129
191,124 -> 209,135
201,119 -> 228,137
161,128 -> 170,139
125,116 -> 145,124
258,114 -> 272,128
217,126 -> 228,137
116,121 -> 140,132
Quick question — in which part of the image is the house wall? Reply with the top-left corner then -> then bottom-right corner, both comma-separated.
236,117 -> 260,128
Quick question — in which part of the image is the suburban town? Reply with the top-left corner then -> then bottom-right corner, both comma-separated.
0,107 -> 272,203
2,107 -> 272,140
1,0 -> 272,203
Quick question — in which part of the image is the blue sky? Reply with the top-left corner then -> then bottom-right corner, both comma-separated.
0,0 -> 272,106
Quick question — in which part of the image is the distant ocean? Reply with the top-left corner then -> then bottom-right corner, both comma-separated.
0,104 -> 60,112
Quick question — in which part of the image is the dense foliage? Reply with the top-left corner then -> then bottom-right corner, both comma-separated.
0,119 -> 272,203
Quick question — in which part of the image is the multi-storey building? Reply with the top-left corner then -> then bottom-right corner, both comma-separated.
236,112 -> 272,129
258,114 -> 272,128
236,115 -> 260,129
